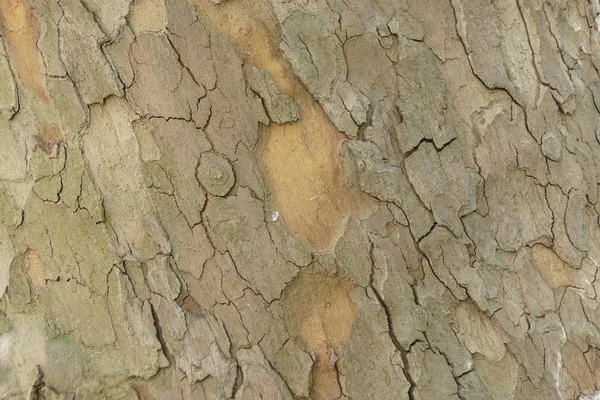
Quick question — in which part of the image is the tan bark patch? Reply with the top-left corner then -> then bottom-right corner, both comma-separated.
530,244 -> 579,289
195,0 -> 373,251
127,0 -> 168,34
283,268 -> 356,400
0,0 -> 48,102
22,248 -> 45,295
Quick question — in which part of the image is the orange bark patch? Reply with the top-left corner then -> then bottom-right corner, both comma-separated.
264,98 -> 368,251
0,0 -> 48,102
195,0 -> 373,251
283,269 -> 356,400
36,124 -> 62,154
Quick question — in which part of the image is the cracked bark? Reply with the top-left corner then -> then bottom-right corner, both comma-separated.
0,0 -> 599,399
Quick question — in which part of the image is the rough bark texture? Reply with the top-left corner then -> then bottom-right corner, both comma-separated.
1,0 -> 600,399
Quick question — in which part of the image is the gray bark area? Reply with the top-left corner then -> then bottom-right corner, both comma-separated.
0,0 -> 600,399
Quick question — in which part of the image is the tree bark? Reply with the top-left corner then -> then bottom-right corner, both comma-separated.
1,0 -> 599,399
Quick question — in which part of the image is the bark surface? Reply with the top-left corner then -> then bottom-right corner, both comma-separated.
1,0 -> 600,399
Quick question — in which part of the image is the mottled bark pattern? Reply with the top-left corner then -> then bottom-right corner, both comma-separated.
0,0 -> 599,399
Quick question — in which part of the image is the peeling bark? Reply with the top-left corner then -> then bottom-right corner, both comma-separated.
0,0 -> 599,399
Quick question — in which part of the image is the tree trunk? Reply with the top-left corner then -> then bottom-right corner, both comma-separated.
1,0 -> 599,399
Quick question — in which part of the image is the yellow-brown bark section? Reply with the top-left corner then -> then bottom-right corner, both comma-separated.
283,269 -> 356,400
0,0 -> 64,153
196,0 -> 372,252
0,0 -> 48,102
